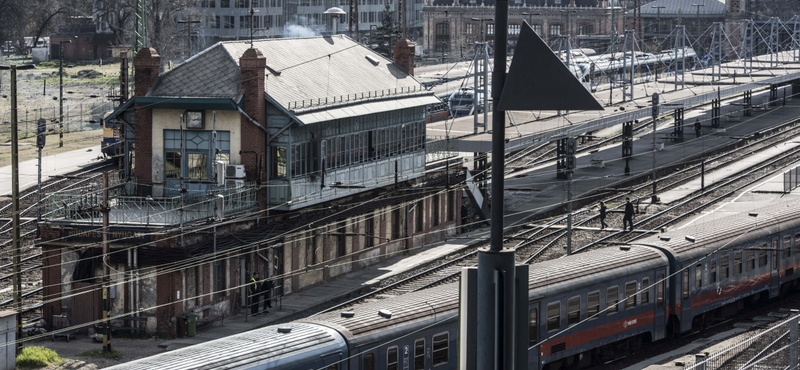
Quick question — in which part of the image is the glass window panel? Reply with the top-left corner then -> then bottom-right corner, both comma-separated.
387,346 -> 398,370
567,296 -> 580,327
165,152 -> 181,178
187,153 -> 209,179
432,333 -> 449,366
721,255 -> 729,280
695,264 -> 703,289
641,278 -> 649,305
528,308 -> 538,345
363,354 -> 375,370
414,339 -> 425,370
546,302 -> 560,332
606,286 -> 618,314
625,282 -> 636,309
587,291 -> 599,319
657,274 -> 664,307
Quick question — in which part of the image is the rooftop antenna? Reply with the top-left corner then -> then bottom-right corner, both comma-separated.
249,4 -> 259,48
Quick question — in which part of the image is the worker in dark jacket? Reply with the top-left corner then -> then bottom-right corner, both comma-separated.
249,272 -> 262,315
694,119 -> 702,138
262,278 -> 274,310
599,201 -> 608,230
623,198 -> 635,231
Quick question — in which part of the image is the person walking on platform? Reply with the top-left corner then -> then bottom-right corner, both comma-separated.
623,198 -> 635,231
598,201 -> 608,230
249,272 -> 262,315
694,119 -> 702,138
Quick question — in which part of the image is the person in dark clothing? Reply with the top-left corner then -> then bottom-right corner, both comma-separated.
249,272 -> 262,315
623,197 -> 635,231
262,278 -> 274,310
461,201 -> 470,233
599,201 -> 608,230
694,119 -> 702,138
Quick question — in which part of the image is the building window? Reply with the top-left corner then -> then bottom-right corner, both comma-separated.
549,24 -> 562,36
165,151 -> 182,178
466,23 -> 474,34
337,221 -> 346,257
432,333 -> 449,366
365,215 -> 375,248
435,23 -> 449,52
546,302 -> 560,331
271,146 -> 286,179
579,24 -> 593,35
240,15 -> 251,29
391,208 -> 401,239
221,0 -> 230,6
487,24 -> 495,35
223,15 -> 235,28
447,191 -> 454,222
531,24 -> 542,35
214,260 -> 226,299
606,286 -> 618,314
164,130 -> 230,181
212,16 -> 221,28
508,24 -> 520,35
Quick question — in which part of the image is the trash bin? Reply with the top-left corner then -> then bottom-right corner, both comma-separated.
176,314 -> 186,338
186,313 -> 197,337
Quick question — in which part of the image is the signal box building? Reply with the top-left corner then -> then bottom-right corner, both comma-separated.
39,37 -> 463,335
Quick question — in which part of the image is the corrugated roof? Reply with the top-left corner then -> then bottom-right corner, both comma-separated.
634,0 -> 726,17
221,36 -> 427,112
295,95 -> 440,125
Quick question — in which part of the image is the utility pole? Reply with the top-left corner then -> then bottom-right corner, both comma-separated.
177,17 -> 201,59
651,93 -> 660,203
692,3 -> 705,34
59,39 -> 73,148
101,172 -> 111,353
10,64 -> 23,356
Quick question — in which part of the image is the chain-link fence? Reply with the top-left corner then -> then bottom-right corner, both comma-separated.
0,100 -> 113,138
684,311 -> 800,370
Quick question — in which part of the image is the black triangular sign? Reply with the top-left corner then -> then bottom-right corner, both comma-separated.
498,22 -> 604,111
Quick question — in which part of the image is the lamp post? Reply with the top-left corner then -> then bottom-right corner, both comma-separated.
521,12 -> 540,26
471,17 -> 493,43
692,3 -> 705,34
58,38 -> 74,148
324,7 -> 347,35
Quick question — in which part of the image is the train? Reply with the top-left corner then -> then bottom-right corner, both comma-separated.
447,86 -> 490,118
101,112 -> 122,159
569,47 -> 699,83
106,198 -> 800,370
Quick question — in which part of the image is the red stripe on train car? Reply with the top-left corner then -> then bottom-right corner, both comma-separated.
689,272 -> 770,309
538,310 -> 655,357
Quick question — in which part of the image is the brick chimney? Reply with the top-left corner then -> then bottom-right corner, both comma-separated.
239,48 -> 267,181
133,47 -> 161,190
392,39 -> 416,76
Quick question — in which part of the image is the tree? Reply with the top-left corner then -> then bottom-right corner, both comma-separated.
372,2 -> 397,57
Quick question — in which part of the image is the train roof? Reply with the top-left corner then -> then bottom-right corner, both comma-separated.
302,281 -> 459,341
104,322 -> 347,370
633,199 -> 800,262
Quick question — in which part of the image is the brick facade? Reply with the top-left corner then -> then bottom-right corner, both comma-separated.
133,48 -> 161,188
392,39 -> 416,76
239,48 -> 267,182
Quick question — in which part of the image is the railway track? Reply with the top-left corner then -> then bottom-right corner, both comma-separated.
311,112 -> 800,317
0,160 -> 115,320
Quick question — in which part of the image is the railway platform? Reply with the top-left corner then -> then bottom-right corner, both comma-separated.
0,145 -> 102,197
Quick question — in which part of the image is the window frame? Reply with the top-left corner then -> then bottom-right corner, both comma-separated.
414,338 -> 425,370
432,332 -> 449,367
721,255 -> 729,280
567,296 -> 580,327
695,263 -> 703,289
546,301 -> 561,332
386,345 -> 398,370
641,278 -> 650,305
529,308 -> 538,345
624,281 -> 637,310
363,353 -> 375,370
606,286 -> 619,314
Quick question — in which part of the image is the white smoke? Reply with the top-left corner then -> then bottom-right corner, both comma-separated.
283,17 -> 320,38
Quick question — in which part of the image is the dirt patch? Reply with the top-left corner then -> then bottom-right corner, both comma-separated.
0,130 -> 103,168
29,335 -> 167,369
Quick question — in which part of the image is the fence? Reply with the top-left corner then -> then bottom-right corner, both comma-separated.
684,311 -> 800,370
0,99 -> 113,139
43,182 -> 258,226
784,166 -> 800,193
426,135 -> 459,163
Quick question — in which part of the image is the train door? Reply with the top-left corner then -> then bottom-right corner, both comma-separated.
527,302 -> 541,370
770,238 -> 780,298
653,270 -> 667,340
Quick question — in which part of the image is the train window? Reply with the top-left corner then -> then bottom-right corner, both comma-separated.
624,282 -> 636,310
587,291 -> 599,320
363,353 -> 375,370
546,302 -> 561,331
657,274 -> 664,308
747,250 -> 755,271
795,233 -> 800,254
414,339 -> 425,370
735,252 -> 743,275
710,259 -> 717,284
432,333 -> 449,366
721,255 -> 729,280
387,346 -> 398,370
759,249 -> 767,268
529,308 -> 538,345
567,296 -> 580,327
641,278 -> 650,305
682,270 -> 689,299
606,286 -> 618,314
773,241 -> 778,270
695,264 -> 703,289
784,236 -> 792,259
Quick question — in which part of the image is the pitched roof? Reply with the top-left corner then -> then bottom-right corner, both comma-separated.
633,0 -> 726,17
149,35 -> 432,117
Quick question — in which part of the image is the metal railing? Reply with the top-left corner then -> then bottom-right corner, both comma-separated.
43,182 -> 258,226
784,165 -> 800,193
684,311 -> 800,370
426,135 -> 459,163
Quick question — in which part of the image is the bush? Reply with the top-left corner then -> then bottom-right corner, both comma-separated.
16,346 -> 62,368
